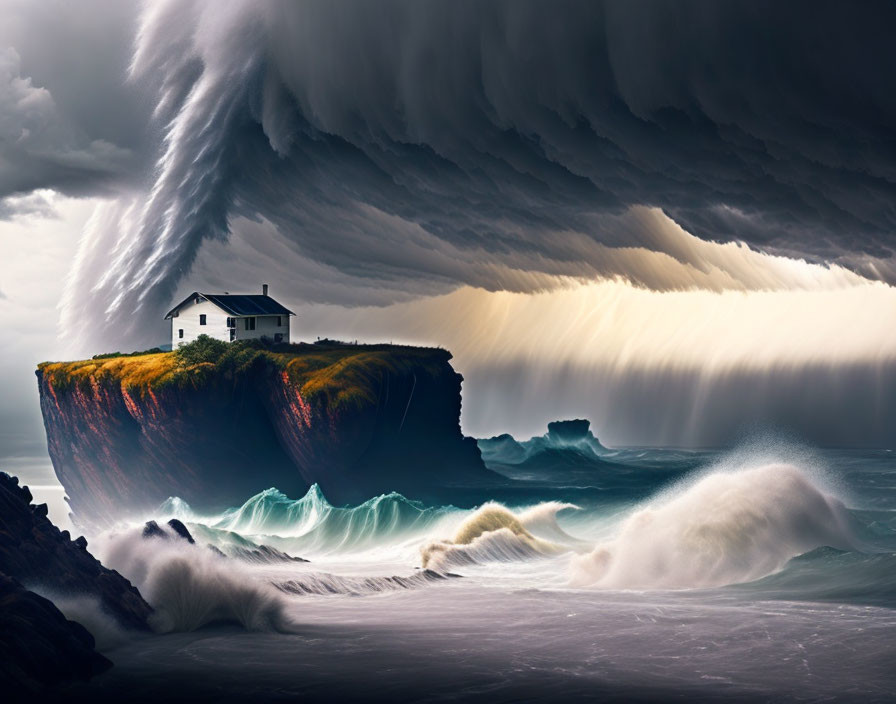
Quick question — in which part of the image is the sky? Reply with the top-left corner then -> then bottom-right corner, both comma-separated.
2,0 -> 896,482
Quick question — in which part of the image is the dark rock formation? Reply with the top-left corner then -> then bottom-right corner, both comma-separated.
546,419 -> 598,444
37,345 -> 495,522
0,472 -> 152,631
141,519 -> 195,543
165,519 -> 195,543
479,419 -> 608,466
142,518 -> 304,563
141,520 -> 167,540
0,573 -> 112,697
477,419 -> 617,478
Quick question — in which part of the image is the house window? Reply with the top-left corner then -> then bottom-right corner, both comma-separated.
244,317 -> 256,331
178,329 -> 184,339
199,314 -> 207,326
277,316 -> 282,327
226,317 -> 235,328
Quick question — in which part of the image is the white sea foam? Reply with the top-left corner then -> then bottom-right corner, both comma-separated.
570,463 -> 855,590
420,502 -> 580,571
275,569 -> 456,597
517,501 -> 587,546
93,526 -> 297,633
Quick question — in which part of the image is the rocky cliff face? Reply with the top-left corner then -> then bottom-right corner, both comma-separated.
0,470 -> 154,695
37,344 -> 490,522
0,472 -> 152,630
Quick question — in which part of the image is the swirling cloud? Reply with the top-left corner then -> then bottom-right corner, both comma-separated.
39,0 -> 896,348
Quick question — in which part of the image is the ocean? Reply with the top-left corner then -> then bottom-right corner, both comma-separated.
53,436 -> 896,702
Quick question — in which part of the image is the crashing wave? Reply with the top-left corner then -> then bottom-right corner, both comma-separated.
157,484 -> 451,556
420,502 -> 579,571
570,463 -> 856,590
478,419 -> 608,468
92,527 -> 298,633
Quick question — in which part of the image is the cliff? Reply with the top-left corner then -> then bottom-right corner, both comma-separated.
37,343 -> 491,521
0,472 -> 152,630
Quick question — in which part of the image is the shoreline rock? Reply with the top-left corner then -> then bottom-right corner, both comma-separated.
0,573 -> 112,697
0,472 -> 152,631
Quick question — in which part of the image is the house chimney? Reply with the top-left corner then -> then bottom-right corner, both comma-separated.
262,284 -> 269,296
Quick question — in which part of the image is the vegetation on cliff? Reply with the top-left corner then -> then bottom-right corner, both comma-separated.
38,338 -> 453,413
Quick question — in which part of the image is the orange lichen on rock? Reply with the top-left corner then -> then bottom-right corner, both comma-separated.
280,346 -> 449,411
39,352 -> 179,392
39,343 -> 450,413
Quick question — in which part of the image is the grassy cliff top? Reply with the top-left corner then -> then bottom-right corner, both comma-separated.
38,340 -> 452,410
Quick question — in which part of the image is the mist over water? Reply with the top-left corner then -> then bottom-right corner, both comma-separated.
570,464 -> 855,589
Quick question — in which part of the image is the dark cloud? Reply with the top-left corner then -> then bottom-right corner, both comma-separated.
1,0 -> 889,347
0,0 -> 147,204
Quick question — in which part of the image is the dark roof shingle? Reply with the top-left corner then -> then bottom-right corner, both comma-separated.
165,292 -> 295,319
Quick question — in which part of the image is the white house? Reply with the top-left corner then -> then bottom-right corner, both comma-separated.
164,284 -> 295,347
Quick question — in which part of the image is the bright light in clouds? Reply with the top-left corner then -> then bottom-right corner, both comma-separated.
404,280 -> 896,371
290,278 -> 896,444
293,276 -> 896,374
185,210 -> 896,376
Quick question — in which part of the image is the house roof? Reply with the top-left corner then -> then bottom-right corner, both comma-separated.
164,292 -> 295,319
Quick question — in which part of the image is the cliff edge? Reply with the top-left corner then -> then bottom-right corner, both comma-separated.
37,342 -> 491,521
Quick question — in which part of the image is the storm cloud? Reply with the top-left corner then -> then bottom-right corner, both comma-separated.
0,0 -> 147,210
8,0 -> 884,348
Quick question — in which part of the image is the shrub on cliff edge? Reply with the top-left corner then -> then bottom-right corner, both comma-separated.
174,335 -> 229,367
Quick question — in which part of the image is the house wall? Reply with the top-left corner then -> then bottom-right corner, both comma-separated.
170,296 -> 293,347
233,314 -> 290,343
170,298 -> 231,347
